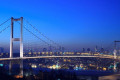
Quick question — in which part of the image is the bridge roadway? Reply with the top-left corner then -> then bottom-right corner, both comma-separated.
0,55 -> 114,61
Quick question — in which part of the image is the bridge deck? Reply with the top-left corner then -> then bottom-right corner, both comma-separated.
0,56 -> 114,61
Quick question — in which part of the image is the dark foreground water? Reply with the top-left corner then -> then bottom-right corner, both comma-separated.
0,57 -> 120,80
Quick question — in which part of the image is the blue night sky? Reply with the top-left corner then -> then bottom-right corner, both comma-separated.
0,0 -> 120,51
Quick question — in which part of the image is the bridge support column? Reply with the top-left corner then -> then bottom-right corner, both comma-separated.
10,17 -> 23,58
20,17 -> 23,58
10,17 -> 13,58
113,41 -> 120,59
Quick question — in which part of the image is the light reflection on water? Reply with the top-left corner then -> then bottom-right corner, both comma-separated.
0,58 -> 120,80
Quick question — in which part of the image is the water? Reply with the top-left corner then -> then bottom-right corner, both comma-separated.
0,57 -> 120,80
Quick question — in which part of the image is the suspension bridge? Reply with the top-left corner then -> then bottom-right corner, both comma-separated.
0,17 -> 120,78
0,17 -> 119,61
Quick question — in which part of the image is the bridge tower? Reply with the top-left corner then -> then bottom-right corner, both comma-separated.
114,41 -> 120,59
10,17 -> 23,58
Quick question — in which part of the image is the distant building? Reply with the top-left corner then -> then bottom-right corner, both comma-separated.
43,48 -> 47,52
87,48 -> 90,53
59,46 -> 61,51
82,48 -> 85,52
0,47 -> 4,53
95,46 -> 98,52
49,46 -> 52,52
100,48 -> 104,53
61,47 -> 65,52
